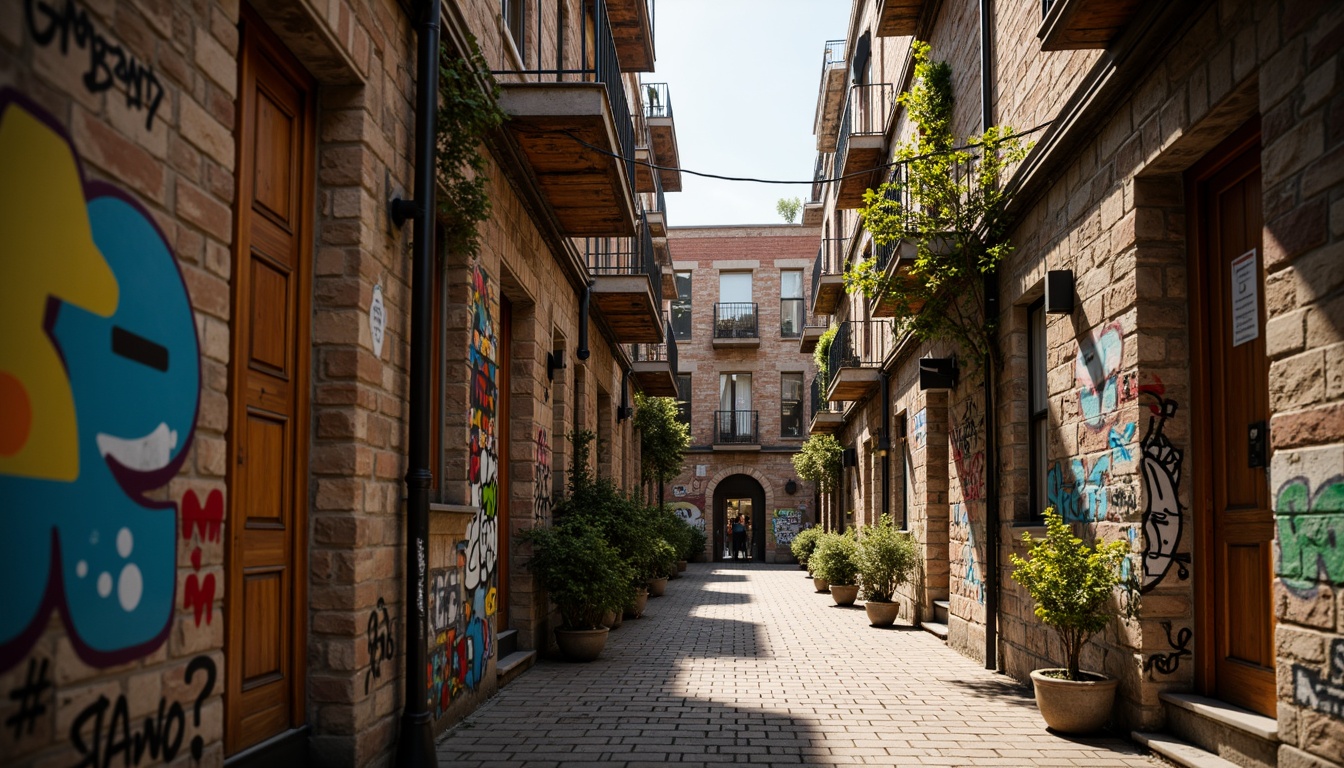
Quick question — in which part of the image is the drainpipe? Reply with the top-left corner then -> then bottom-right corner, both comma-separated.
880,371 -> 891,520
980,0 -> 1001,673
577,282 -> 592,360
393,0 -> 440,765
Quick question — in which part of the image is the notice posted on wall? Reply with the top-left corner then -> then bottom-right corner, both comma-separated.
1230,248 -> 1258,347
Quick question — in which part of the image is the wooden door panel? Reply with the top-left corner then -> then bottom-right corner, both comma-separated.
241,412 -> 288,526
248,260 -> 291,374
252,89 -> 295,223
242,570 -> 285,684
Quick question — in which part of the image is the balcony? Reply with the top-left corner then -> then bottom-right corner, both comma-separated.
631,325 -> 677,396
714,410 -> 759,449
808,375 -> 844,434
825,319 -> 893,402
644,82 -> 681,192
813,40 -> 847,152
835,84 -> 895,209
496,0 -> 637,236
802,153 -> 828,225
810,236 -> 847,316
1038,0 -> 1145,51
646,175 -> 671,264
713,303 -> 759,348
586,217 -> 664,343
799,322 -> 827,354
876,0 -> 928,37
607,0 -> 655,71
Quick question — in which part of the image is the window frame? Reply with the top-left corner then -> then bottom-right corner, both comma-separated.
780,372 -> 804,438
780,269 -> 804,338
675,373 -> 692,426
672,270 -> 692,340
1027,299 -> 1048,523
502,0 -> 526,55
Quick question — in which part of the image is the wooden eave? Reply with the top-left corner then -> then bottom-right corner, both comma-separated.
648,115 -> 681,192
1038,0 -> 1144,51
590,274 -> 663,343
876,0 -> 925,37
633,360 -> 678,396
811,274 -> 845,316
645,209 -> 667,238
497,83 -> 637,237
870,242 -> 924,318
826,367 -> 880,402
814,66 -> 848,152
660,265 -> 675,296
635,147 -> 656,193
802,201 -> 824,226
799,325 -> 825,354
809,410 -> 845,434
836,135 -> 885,209
606,0 -> 655,72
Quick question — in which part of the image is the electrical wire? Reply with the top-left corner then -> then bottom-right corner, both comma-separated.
558,121 -> 1054,186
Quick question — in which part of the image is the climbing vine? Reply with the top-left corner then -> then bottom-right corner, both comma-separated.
436,37 -> 507,257
844,41 -> 1031,370
814,325 -> 838,391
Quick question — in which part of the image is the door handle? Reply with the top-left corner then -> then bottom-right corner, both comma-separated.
1248,420 -> 1267,468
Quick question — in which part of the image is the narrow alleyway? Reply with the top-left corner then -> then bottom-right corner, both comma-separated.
436,564 -> 1159,767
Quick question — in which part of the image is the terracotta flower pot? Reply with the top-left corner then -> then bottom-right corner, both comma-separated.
601,610 -> 617,628
623,589 -> 649,619
830,584 -> 859,606
865,600 -> 900,627
677,560 -> 688,572
555,627 -> 609,662
648,576 -> 669,597
813,577 -> 830,593
1029,669 -> 1118,734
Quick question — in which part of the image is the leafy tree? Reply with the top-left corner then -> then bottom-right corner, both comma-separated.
633,392 -> 690,508
776,196 -> 802,224
436,37 -> 507,257
1009,508 -> 1128,680
792,434 -> 843,493
843,41 -> 1031,371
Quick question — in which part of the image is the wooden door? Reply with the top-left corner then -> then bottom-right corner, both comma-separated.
226,9 -> 315,753
1189,122 -> 1275,717
497,297 -> 512,633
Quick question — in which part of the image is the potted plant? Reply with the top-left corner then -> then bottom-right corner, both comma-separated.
647,537 -> 678,596
790,526 -> 824,574
857,515 -> 918,627
1009,507 -> 1129,733
813,531 -> 860,605
683,520 -> 707,566
522,519 -> 633,661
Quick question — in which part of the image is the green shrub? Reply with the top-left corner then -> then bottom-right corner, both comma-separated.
651,538 -> 679,579
790,526 -> 824,567
1009,507 -> 1128,681
812,532 -> 860,586
522,518 -> 634,630
857,515 -> 918,602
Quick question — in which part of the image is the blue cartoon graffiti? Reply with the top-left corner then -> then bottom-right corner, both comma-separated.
0,90 -> 200,670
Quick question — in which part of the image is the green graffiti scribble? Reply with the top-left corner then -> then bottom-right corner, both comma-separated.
1276,475 -> 1344,590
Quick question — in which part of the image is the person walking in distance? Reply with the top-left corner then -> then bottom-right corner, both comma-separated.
732,514 -> 748,562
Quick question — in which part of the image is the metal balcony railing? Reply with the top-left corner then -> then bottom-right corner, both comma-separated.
497,0 -> 635,194
810,237 -> 846,313
835,83 -> 895,170
827,319 -> 894,376
781,298 -> 805,338
821,38 -> 846,75
643,82 -> 672,120
631,321 -> 677,372
810,153 -> 830,204
714,410 -> 759,444
585,212 -> 663,307
871,152 -> 983,272
811,374 -> 841,416
713,302 -> 758,339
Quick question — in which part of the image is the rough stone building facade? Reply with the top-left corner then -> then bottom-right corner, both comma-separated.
663,225 -> 819,564
806,1 -> 1342,766
0,0 -> 676,765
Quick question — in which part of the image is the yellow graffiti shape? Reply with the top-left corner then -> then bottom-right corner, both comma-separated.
0,103 -> 118,481
485,587 -> 497,617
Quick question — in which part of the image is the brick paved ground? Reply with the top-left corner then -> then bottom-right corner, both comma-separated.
436,563 -> 1161,767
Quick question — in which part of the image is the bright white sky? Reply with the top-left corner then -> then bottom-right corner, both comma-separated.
648,1 -> 851,226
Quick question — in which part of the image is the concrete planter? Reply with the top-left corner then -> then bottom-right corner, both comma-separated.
830,584 -> 859,606
648,576 -> 669,597
555,627 -> 609,662
813,577 -> 830,593
1029,669 -> 1118,733
623,589 -> 649,619
864,600 -> 900,627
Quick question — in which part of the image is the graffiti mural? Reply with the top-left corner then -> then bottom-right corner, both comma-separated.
950,398 -> 985,502
952,503 -> 985,605
670,502 -> 705,531
1047,454 -> 1110,523
426,545 -> 489,717
1138,378 -> 1188,591
912,408 -> 927,450
364,597 -> 395,695
0,90 -> 201,672
772,509 -> 802,547
1293,638 -> 1344,718
1076,323 -> 1138,466
534,428 -> 552,522
181,489 -> 223,627
1276,475 -> 1344,590
1142,621 -> 1192,678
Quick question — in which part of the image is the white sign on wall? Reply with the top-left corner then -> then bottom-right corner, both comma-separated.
696,464 -> 707,477
370,283 -> 387,358
1230,248 -> 1258,347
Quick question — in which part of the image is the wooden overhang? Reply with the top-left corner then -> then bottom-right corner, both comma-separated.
802,201 -> 824,226
811,273 -> 845,316
827,366 -> 881,402
870,241 -> 925,317
660,265 -> 675,297
835,135 -> 885,209
799,324 -> 826,354
876,0 -> 925,37
591,274 -> 663,343
497,83 -> 637,236
646,208 -> 667,238
606,0 -> 655,72
635,147 -> 656,193
712,335 -> 760,350
814,65 -> 848,152
809,409 -> 845,434
648,114 -> 681,192
632,359 -> 677,396
1038,0 -> 1144,51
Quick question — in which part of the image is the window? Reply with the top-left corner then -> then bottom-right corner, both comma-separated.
1027,300 -> 1047,521
672,270 -> 692,340
717,373 -> 754,443
716,272 -> 756,338
781,373 -> 804,437
781,270 -> 803,337
503,0 -> 526,51
675,373 -> 692,426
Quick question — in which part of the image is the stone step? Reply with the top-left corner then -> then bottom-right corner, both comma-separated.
497,628 -> 519,658
920,621 -> 948,641
496,650 -> 536,688
1133,731 -> 1242,768
933,599 -> 949,624
1159,692 -> 1278,768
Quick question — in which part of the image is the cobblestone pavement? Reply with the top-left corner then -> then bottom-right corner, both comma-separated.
436,563 -> 1160,767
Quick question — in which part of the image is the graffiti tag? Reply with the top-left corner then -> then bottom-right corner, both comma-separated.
1276,475 -> 1344,590
364,597 -> 395,695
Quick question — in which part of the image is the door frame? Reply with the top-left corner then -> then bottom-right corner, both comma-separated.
225,5 -> 316,753
1184,116 -> 1266,700
713,474 -> 766,562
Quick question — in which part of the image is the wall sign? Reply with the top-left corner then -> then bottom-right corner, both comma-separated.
1230,248 -> 1258,347
370,284 -> 386,358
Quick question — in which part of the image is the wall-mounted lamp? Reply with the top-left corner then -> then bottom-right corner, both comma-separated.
874,435 -> 891,457
785,479 -> 798,495
842,447 -> 857,467
919,356 -> 959,391
547,350 -> 566,381
1045,269 -> 1075,314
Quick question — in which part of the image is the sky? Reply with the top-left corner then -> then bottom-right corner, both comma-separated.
649,1 -> 852,227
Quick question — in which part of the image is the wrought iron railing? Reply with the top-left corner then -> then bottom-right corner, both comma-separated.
713,302 -> 758,338
810,152 -> 829,203
810,237 -> 846,313
780,298 -> 804,338
836,83 -> 895,172
821,38 -> 846,75
585,212 -> 662,308
643,81 -> 672,120
811,374 -> 841,416
827,319 -> 894,375
871,152 -> 981,272
714,410 -> 759,444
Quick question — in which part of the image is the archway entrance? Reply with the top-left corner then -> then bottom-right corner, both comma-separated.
713,474 -> 766,562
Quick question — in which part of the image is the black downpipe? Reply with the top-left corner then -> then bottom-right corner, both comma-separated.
980,0 -> 1001,673
395,0 -> 440,765
880,372 -> 891,519
577,283 -> 592,360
